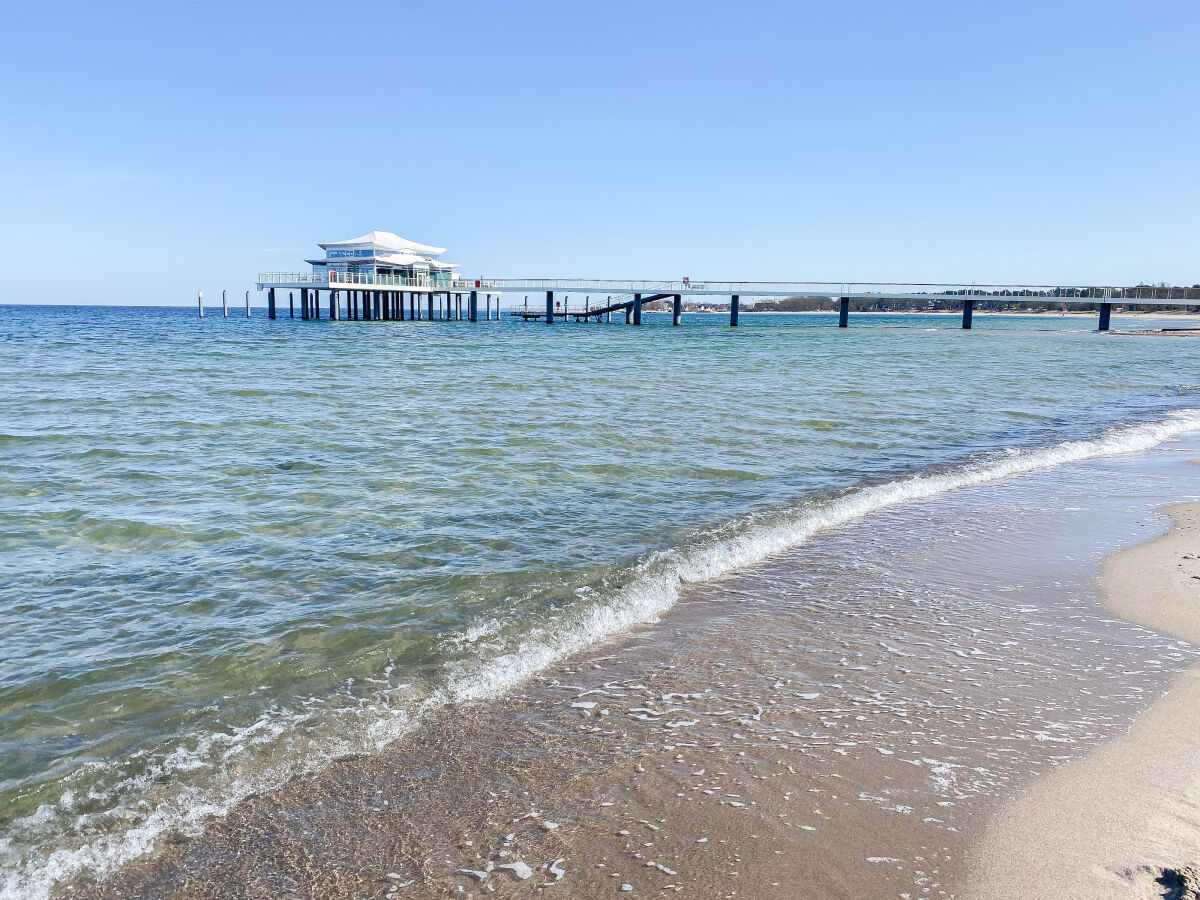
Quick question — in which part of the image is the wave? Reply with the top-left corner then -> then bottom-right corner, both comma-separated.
5,409 -> 1200,899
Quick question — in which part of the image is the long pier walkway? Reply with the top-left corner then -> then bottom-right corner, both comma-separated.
253,274 -> 1200,332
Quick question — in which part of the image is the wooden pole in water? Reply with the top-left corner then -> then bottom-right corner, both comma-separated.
838,297 -> 849,328
197,290 -> 204,318
268,287 -> 277,320
1099,301 -> 1112,331
962,297 -> 974,330
289,292 -> 294,318
314,289 -> 321,320
222,290 -> 228,318
545,290 -> 554,324
672,294 -> 682,326
469,290 -> 478,322
427,292 -> 434,320
331,290 -> 339,320
301,288 -> 310,321
633,293 -> 643,325
730,294 -> 739,327
245,290 -> 251,318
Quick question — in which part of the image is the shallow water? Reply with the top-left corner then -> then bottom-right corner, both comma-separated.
1,306 -> 1198,896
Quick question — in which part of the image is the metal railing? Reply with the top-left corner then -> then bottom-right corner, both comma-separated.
256,272 -> 482,290
255,274 -> 1200,304
476,279 -> 1200,302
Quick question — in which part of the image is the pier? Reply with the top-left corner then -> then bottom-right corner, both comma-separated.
252,273 -> 1200,332
248,232 -> 1198,332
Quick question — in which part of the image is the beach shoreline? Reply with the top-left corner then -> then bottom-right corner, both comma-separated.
966,500 -> 1200,899
53,438 -> 1200,900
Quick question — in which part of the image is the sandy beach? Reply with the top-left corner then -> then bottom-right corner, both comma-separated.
967,500 -> 1200,899
55,439 -> 1200,899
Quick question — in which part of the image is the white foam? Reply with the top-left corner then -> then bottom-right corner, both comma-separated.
6,410 -> 1200,899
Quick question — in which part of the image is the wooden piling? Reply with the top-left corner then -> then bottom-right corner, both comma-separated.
289,292 -> 294,318
222,290 -> 228,318
268,287 -> 277,320
301,288 -> 309,321
245,290 -> 251,318
838,297 -> 849,328
633,293 -> 643,325
545,290 -> 555,324
427,292 -> 434,320
198,290 -> 204,318
331,290 -> 339,320
1099,302 -> 1112,331
962,298 -> 974,329
730,294 -> 739,327
469,290 -> 478,322
672,294 -> 682,326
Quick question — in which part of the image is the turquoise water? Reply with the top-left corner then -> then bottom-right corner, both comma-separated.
1,306 -> 1198,895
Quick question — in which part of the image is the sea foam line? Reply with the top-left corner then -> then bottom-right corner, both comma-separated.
5,409 -> 1200,899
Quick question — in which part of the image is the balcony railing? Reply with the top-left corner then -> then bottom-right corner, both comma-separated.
256,272 -> 478,290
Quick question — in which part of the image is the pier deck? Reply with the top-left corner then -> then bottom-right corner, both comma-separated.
251,274 -> 1200,331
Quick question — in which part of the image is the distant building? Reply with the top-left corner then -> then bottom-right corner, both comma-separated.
305,231 -> 459,288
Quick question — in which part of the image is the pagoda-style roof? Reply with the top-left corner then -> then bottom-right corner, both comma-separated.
318,231 -> 446,257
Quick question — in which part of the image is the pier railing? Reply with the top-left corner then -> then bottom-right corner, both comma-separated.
256,272 -> 484,290
474,279 -> 1200,302
255,273 -> 1200,304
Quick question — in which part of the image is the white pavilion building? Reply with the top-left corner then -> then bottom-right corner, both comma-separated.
306,231 -> 459,288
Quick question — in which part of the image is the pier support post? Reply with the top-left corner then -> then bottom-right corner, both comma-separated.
546,291 -> 555,324
427,293 -> 434,320
469,290 -> 478,322
301,288 -> 309,321
962,298 -> 974,330
1098,302 -> 1112,331
457,294 -> 463,321
486,295 -> 491,321
198,290 -> 204,318
222,290 -> 228,318
633,294 -> 643,325
289,292 -> 294,318
410,292 -> 416,320
314,290 -> 320,319
268,288 -> 276,320
730,294 -> 740,327
838,297 -> 849,327
245,290 -> 251,318
672,294 -> 682,326
331,290 -> 339,320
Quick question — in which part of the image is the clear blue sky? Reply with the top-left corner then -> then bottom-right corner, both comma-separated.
2,0 -> 1196,304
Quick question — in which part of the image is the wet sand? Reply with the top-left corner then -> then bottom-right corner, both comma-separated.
967,501 -> 1200,899
59,448 -> 1200,899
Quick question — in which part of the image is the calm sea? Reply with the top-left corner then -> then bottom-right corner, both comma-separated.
1,305 -> 1198,896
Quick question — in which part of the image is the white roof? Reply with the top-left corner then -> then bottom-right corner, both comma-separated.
319,230 -> 446,256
